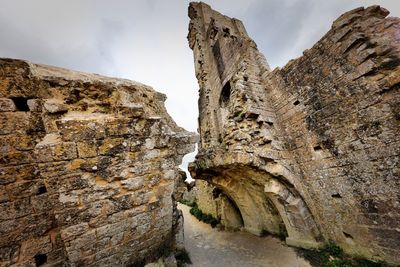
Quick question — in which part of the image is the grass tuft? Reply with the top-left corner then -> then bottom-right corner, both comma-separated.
188,202 -> 219,227
175,248 -> 191,267
179,199 -> 196,207
297,243 -> 394,267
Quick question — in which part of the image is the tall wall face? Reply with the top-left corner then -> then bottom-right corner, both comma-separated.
188,2 -> 400,264
267,6 -> 400,262
0,59 -> 196,266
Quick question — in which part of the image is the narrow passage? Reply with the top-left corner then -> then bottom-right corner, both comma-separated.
178,203 -> 311,267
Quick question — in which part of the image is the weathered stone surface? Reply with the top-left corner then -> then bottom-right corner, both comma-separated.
0,98 -> 16,112
43,99 -> 68,114
0,58 -> 197,266
188,2 -> 399,265
26,99 -> 42,112
145,254 -> 177,267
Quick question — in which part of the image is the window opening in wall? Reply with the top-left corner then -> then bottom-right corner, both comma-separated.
212,188 -> 222,199
219,81 -> 231,107
11,97 -> 30,111
34,254 -> 47,267
293,100 -> 300,105
331,193 -> 342,198
343,231 -> 353,239
247,113 -> 259,120
37,185 -> 47,195
313,145 -> 322,151
223,27 -> 230,37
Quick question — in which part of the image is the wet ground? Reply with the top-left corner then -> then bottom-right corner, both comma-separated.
178,203 -> 311,267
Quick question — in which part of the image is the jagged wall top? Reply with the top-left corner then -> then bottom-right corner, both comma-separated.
0,58 -> 197,266
188,2 -> 250,49
188,3 -> 400,264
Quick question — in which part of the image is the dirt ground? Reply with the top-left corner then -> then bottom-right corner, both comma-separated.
178,203 -> 312,267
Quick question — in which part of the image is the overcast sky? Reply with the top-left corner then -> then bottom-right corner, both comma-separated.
0,0 -> 399,133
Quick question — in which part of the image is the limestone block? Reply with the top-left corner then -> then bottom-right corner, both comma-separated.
163,170 -> 176,181
46,173 -> 89,193
105,118 -> 134,136
30,194 -> 53,213
60,223 -> 89,242
18,236 -> 52,260
0,112 -> 30,135
0,98 -> 15,112
0,198 -> 31,220
98,138 -> 125,156
57,192 -> 80,208
0,150 -> 34,165
34,140 -> 77,162
145,255 -> 177,267
43,99 -> 68,114
27,99 -> 42,112
121,176 -> 144,191
77,141 -> 98,158
81,190 -> 116,205
0,186 -> 8,203
5,180 -> 46,199
117,104 -> 144,118
0,164 -> 37,185
56,117 -> 107,141
16,135 -> 36,151
65,229 -> 96,259
0,245 -> 20,265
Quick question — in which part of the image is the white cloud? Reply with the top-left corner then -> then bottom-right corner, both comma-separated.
0,0 -> 398,133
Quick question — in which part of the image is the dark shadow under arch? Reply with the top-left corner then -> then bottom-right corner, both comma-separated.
192,164 -> 322,249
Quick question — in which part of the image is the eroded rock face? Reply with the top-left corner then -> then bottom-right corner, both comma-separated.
188,2 -> 399,264
0,58 -> 197,266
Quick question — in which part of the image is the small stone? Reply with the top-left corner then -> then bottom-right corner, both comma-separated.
44,99 -> 68,113
27,99 -> 42,112
0,98 -> 16,112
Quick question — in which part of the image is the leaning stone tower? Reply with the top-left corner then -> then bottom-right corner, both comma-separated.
188,2 -> 400,264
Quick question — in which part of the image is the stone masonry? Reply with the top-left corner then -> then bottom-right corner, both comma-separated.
188,2 -> 399,264
0,59 -> 197,266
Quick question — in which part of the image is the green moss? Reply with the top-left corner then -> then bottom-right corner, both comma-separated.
324,243 -> 344,257
189,202 -> 219,227
297,243 -> 395,267
175,248 -> 191,267
233,110 -> 245,121
179,199 -> 196,207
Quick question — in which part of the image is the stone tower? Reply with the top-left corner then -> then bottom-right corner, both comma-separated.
188,2 -> 400,264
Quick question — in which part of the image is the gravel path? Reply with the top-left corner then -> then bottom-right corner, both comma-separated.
178,203 -> 311,267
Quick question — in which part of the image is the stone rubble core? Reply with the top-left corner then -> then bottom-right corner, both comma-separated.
187,2 -> 400,265
0,58 -> 197,266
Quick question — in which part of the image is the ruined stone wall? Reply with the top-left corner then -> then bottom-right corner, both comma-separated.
195,180 -> 244,231
195,180 -> 218,217
266,6 -> 400,262
0,59 -> 196,266
188,2 -> 399,264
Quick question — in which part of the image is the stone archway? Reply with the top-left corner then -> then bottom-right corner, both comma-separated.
218,194 -> 244,231
264,179 -> 322,249
191,165 -> 322,249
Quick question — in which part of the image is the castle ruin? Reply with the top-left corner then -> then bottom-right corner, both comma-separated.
188,2 -> 400,265
0,59 -> 196,266
0,1 -> 399,266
